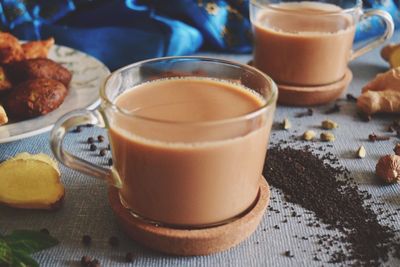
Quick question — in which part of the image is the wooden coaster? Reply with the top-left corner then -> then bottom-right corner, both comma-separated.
108,177 -> 270,256
277,68 -> 353,106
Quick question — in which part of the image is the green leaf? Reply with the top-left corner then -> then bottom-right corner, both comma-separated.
0,239 -> 13,265
3,230 -> 58,255
0,230 -> 58,267
11,250 -> 39,267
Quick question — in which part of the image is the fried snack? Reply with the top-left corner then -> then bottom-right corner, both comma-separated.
0,32 -> 25,64
6,58 -> 72,87
0,104 -> 8,125
0,152 -> 64,210
7,78 -> 67,119
22,37 -> 55,59
0,66 -> 12,93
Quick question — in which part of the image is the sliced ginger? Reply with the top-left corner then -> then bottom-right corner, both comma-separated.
11,152 -> 60,174
0,153 -> 64,210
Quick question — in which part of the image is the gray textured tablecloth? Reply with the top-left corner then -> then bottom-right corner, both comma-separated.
1,33 -> 400,266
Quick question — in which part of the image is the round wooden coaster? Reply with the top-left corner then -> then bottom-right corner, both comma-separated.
277,68 -> 353,106
108,177 -> 270,256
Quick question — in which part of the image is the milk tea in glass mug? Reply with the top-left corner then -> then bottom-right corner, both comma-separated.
50,57 -> 277,228
250,0 -> 394,86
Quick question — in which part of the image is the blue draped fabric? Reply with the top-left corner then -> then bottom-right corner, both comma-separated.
0,0 -> 399,70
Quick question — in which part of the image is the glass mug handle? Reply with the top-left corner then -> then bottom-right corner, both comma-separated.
350,9 -> 394,60
50,109 -> 122,188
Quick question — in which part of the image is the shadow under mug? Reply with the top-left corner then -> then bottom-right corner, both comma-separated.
250,0 -> 394,86
50,56 -> 278,229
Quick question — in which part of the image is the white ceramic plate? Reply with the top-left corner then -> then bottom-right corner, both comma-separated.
0,45 -> 110,143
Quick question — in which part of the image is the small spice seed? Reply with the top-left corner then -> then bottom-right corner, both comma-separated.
356,146 -> 366,159
87,137 -> 94,144
89,144 -> 97,151
320,132 -> 335,142
80,256 -> 92,266
303,130 -> 316,141
321,119 -> 338,130
369,133 -> 390,142
99,149 -> 107,157
108,236 -> 119,247
284,250 -> 293,257
88,259 -> 100,267
346,94 -> 357,102
82,235 -> 92,246
358,112 -> 371,122
40,228 -> 49,235
295,109 -> 313,118
282,118 -> 291,130
97,135 -> 105,142
325,103 -> 341,114
125,252 -> 134,262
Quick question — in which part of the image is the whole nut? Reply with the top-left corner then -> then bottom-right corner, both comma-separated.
394,143 -> 400,156
320,132 -> 335,142
376,155 -> 400,183
302,130 -> 316,141
321,119 -> 338,130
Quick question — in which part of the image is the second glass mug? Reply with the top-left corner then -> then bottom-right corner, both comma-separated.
250,0 -> 394,86
50,57 -> 277,228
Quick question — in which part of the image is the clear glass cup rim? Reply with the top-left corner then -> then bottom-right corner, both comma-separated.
100,56 -> 278,126
250,0 -> 363,15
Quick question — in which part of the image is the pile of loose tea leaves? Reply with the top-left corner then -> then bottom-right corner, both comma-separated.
263,144 -> 400,266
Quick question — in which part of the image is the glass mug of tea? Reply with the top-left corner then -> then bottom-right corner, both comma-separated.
50,57 -> 277,228
250,0 -> 394,86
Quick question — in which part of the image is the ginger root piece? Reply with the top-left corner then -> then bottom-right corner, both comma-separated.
381,43 -> 400,68
0,104 -> 7,125
0,153 -> 64,210
357,89 -> 400,115
389,47 -> 400,69
381,43 -> 400,62
358,67 -> 400,114
22,38 -> 55,59
362,68 -> 400,93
